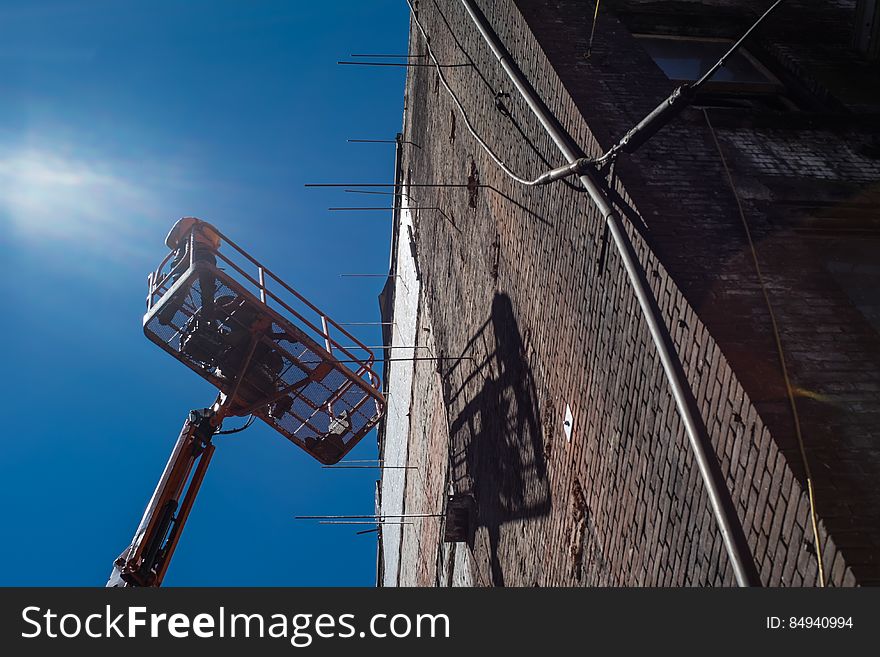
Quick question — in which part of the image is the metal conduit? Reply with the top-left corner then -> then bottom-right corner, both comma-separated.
457,0 -> 761,586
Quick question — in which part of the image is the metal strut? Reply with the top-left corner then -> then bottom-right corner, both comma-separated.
601,0 -> 785,161
531,1 -> 787,176
106,406 -> 220,587
457,0 -> 762,585
108,311 -> 268,587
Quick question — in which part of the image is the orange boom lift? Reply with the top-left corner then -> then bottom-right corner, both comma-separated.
107,221 -> 385,586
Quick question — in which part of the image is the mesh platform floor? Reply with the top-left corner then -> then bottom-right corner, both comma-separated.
144,264 -> 384,464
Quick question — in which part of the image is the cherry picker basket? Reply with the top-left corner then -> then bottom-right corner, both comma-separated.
143,225 -> 385,464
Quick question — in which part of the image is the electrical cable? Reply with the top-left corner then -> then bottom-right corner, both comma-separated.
703,108 -> 826,587
405,0 -> 570,186
586,0 -> 601,58
458,0 -> 761,585
693,0 -> 784,90
599,0 -> 785,163
216,415 -> 256,435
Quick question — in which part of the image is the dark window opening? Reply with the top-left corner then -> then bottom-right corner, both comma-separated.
635,34 -> 800,111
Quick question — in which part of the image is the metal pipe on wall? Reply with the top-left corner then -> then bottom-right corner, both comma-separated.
457,0 -> 761,586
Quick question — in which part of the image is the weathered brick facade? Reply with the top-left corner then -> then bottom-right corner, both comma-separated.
378,0 -> 880,586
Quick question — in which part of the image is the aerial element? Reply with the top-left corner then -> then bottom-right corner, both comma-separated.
107,218 -> 385,587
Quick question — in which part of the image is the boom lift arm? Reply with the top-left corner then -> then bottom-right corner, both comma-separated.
107,221 -> 385,586
107,405 -> 220,587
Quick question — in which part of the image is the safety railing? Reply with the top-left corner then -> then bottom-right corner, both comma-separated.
144,224 -> 385,463
147,226 -> 381,391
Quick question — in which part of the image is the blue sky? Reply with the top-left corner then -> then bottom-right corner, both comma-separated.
0,0 -> 408,585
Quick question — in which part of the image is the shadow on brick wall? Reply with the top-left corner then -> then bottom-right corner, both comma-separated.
445,293 -> 551,586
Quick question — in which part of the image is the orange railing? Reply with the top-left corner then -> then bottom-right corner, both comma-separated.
145,225 -> 383,421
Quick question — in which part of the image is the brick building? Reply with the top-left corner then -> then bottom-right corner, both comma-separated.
375,0 -> 880,586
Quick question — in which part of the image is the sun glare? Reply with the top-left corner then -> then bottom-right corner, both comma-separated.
0,141 -> 186,261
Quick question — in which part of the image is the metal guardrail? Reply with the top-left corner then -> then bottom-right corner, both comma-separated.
143,225 -> 385,464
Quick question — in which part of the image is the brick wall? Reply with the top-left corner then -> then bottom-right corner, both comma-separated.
379,0 -> 880,586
